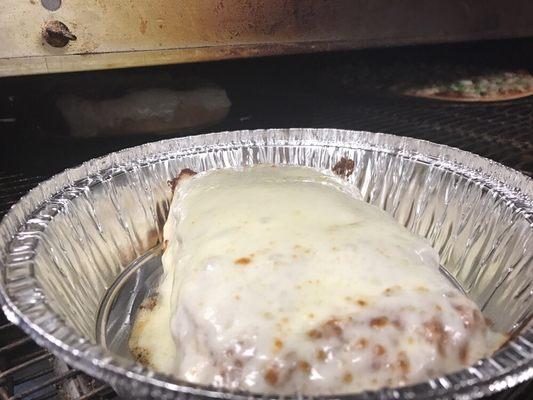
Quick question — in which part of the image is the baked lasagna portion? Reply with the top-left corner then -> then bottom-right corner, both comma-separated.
129,165 -> 503,394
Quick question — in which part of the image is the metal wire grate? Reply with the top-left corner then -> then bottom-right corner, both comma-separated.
0,175 -> 43,216
0,174 -> 116,400
0,309 -> 114,400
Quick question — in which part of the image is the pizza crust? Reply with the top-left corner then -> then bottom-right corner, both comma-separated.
406,89 -> 533,102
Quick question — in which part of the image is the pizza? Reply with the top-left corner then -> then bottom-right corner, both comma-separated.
403,70 -> 533,102
327,62 -> 533,102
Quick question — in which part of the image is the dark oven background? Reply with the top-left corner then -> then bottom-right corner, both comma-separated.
0,38 -> 532,399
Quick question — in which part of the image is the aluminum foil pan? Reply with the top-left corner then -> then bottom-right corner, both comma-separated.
0,129 -> 532,399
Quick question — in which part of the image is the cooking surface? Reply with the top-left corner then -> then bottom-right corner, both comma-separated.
0,40 -> 532,399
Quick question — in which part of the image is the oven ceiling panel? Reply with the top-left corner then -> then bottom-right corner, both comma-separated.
1,0 -> 533,76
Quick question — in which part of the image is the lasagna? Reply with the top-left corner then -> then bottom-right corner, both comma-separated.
129,164 -> 503,394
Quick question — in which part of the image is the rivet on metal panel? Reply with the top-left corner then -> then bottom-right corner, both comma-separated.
41,0 -> 61,11
42,20 -> 76,48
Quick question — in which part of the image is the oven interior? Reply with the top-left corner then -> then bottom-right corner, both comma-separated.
0,38 -> 532,399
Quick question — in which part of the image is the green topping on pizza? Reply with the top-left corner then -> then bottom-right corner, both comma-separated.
330,62 -> 533,102
405,70 -> 533,100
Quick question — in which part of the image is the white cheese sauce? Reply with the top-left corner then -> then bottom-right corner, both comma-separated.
129,165 -> 504,394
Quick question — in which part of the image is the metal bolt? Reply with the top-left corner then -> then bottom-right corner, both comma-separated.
42,20 -> 76,48
41,0 -> 61,11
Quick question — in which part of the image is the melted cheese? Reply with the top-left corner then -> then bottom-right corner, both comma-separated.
129,165 -> 503,394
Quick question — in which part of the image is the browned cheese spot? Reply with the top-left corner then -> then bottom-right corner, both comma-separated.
308,319 -> 343,340
234,256 -> 252,265
298,361 -> 311,374
332,157 -> 355,178
316,348 -> 327,361
343,372 -> 353,383
396,351 -> 410,374
459,342 -> 470,364
132,346 -> 152,367
307,329 -> 322,339
274,338 -> 283,351
355,338 -> 368,350
383,285 -> 402,296
357,299 -> 368,307
264,366 -> 279,386
373,344 -> 386,356
225,348 -> 235,358
139,296 -> 158,311
423,317 -> 448,356
453,304 -> 479,330
392,320 -> 403,330
324,319 -> 343,337
370,316 -> 389,329
307,318 -> 342,339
